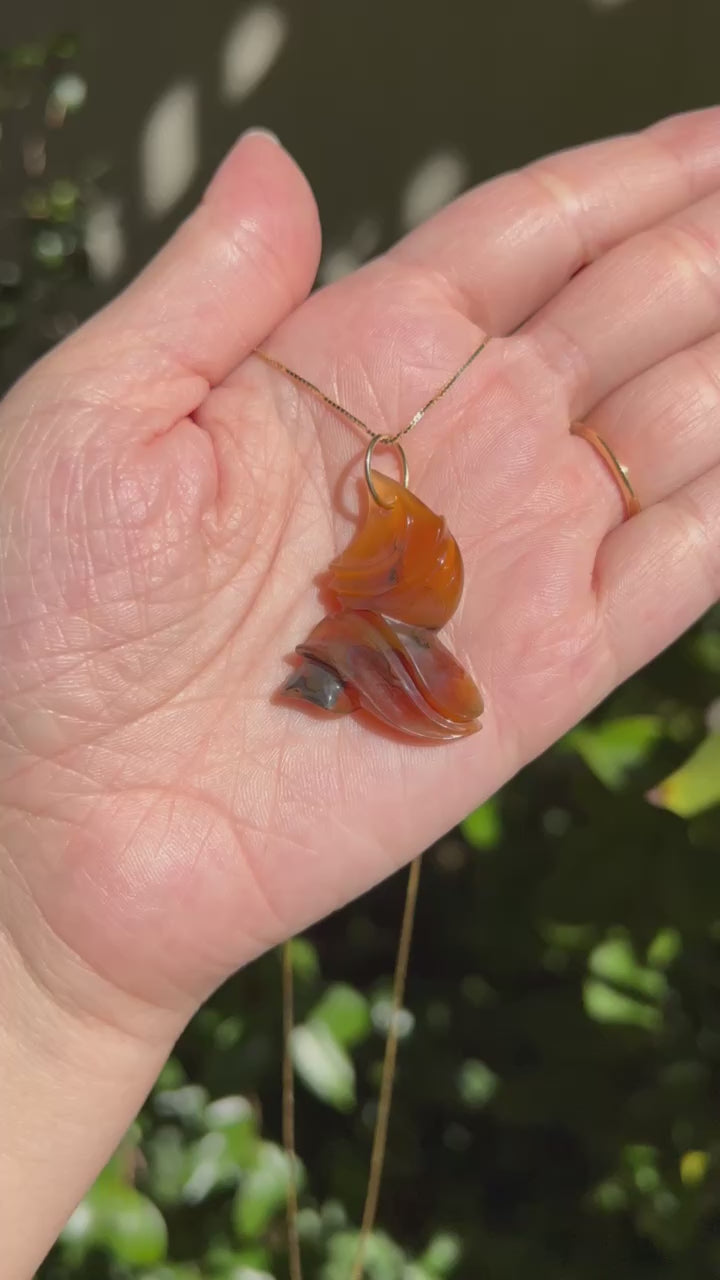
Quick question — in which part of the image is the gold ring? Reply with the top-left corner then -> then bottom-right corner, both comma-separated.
571,422 -> 641,520
364,436 -> 410,509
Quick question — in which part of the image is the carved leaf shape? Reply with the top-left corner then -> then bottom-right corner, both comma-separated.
326,473 -> 463,630
291,610 -> 482,741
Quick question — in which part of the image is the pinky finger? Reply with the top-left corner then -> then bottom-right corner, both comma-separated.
597,467 -> 720,681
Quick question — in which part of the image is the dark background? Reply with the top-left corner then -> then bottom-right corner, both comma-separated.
2,3 -> 720,1278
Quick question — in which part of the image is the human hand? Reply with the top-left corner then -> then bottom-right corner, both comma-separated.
2,114 -> 720,1273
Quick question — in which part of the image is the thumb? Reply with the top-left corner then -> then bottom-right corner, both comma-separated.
10,130 -> 321,435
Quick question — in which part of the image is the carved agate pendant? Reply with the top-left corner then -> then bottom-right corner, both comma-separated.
282,471 -> 483,741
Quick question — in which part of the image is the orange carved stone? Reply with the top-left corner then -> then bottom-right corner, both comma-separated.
281,472 -> 482,741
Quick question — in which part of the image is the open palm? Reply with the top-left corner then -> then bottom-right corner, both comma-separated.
2,115 -> 720,1044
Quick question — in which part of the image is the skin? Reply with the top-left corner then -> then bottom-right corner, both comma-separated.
1,112 -> 720,1276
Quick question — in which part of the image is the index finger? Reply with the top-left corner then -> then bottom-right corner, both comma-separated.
391,107 -> 720,337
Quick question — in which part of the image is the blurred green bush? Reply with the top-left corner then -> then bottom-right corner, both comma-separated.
3,33 -> 720,1280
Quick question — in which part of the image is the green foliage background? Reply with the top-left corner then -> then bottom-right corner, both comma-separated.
2,28 -> 720,1280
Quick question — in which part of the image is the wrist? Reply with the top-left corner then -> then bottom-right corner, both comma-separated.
0,921 -> 179,1279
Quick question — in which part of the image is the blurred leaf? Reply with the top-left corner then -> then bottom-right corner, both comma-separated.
100,1189 -> 168,1266
144,1125 -> 187,1204
646,927 -> 682,969
567,716 -> 664,790
154,1084 -> 208,1125
680,1150 -> 709,1186
592,1178 -> 629,1213
50,33 -> 80,60
647,733 -> 720,817
309,982 -> 371,1048
204,1242 -> 272,1275
48,71 -> 87,111
460,974 -> 497,1008
583,979 -> 662,1030
625,1145 -> 661,1194
23,190 -> 51,219
206,1095 -> 258,1165
693,630 -> 720,673
457,1060 -> 498,1109
584,934 -> 668,1030
321,1229 -> 405,1280
418,1232 -> 462,1276
49,178 -> 80,220
288,935 -> 321,983
541,921 -> 595,950
0,300 -> 17,330
61,1200 -> 99,1251
461,797 -> 501,849
9,42 -> 46,68
171,1100 -> 258,1205
140,1267 -> 201,1280
214,1014 -> 245,1049
371,995 -> 414,1039
90,1126 -> 142,1194
297,1206 -> 323,1243
182,1132 -> 235,1204
32,228 -> 66,268
154,1057 -> 186,1091
291,1022 -> 356,1111
232,1142 -> 300,1240
320,1199 -> 348,1231
589,936 -> 667,1000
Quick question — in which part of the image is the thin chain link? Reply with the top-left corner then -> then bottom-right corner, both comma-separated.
254,336 -> 492,444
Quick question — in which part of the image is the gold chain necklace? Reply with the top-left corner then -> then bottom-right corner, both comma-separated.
255,339 -> 492,1280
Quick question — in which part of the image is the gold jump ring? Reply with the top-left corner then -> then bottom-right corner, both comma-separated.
364,436 -> 410,509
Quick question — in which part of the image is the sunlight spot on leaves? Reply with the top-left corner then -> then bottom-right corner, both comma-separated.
584,932 -> 669,1031
154,1084 -> 208,1124
220,5 -> 287,103
458,1059 -> 498,1108
646,928 -> 682,970
567,715 -> 664,790
401,149 -> 470,230
232,1142 -> 303,1239
419,1232 -> 463,1277
647,732 -> 720,818
324,1229 -> 406,1279
309,982 -> 371,1049
592,1178 -> 628,1212
291,1021 -> 356,1111
141,81 -> 199,217
289,935 -> 321,983
461,797 -> 501,849
371,995 -> 415,1039
85,196 -> 126,282
680,1150 -> 709,1186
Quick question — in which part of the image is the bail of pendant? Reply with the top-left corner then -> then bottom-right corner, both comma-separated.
364,436 -> 409,508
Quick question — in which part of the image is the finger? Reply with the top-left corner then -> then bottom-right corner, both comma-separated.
39,131 -> 320,419
597,465 -> 720,680
391,108 -> 720,335
577,334 -> 720,525
525,184 -> 720,418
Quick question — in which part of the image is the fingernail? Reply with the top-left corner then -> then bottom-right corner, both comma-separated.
242,126 -> 281,146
